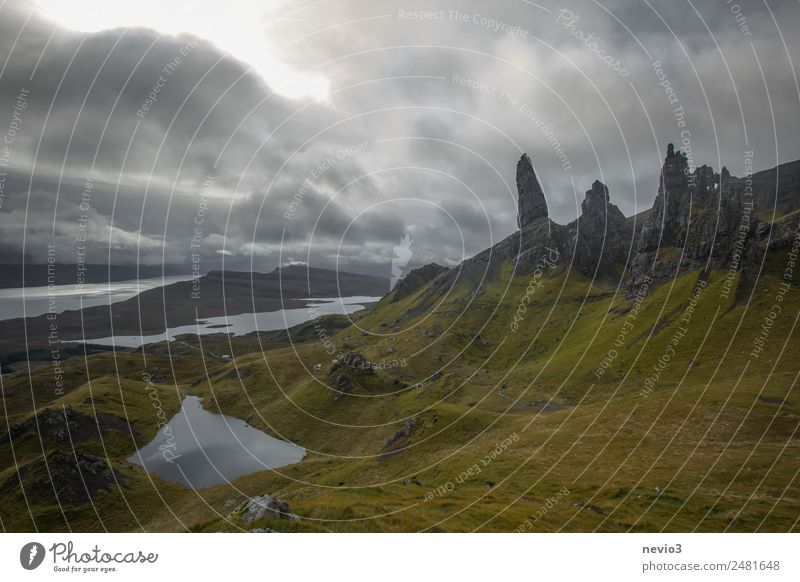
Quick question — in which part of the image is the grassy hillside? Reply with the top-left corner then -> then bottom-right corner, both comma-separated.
1,241 -> 797,532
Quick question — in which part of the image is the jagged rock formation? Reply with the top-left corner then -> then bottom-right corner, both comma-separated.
416,144 -> 799,304
568,180 -> 633,276
517,154 -> 549,228
509,154 -> 635,277
430,151 -> 633,294
628,144 -> 762,290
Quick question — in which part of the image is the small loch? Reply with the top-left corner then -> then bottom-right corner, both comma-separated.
128,396 -> 305,489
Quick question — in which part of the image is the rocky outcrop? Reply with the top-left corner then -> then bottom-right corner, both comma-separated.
378,417 -> 420,461
425,144 -> 798,304
330,352 -> 375,374
628,144 -> 762,290
329,352 -> 375,400
517,154 -> 549,228
383,417 -> 419,450
233,495 -> 299,523
429,154 -> 622,295
0,451 -> 121,505
569,180 -> 633,276
392,263 -> 448,302
333,374 -> 353,401
637,144 -> 702,252
0,406 -> 135,445
443,157 -> 633,282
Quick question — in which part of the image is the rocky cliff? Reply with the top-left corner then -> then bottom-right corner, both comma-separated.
409,144 -> 799,302
628,145 -> 767,290
567,180 -> 633,277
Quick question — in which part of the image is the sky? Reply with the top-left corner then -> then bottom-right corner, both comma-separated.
0,0 -> 798,277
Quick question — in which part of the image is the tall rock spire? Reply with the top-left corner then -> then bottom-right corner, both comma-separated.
517,154 -> 549,229
629,142 -> 761,293
659,142 -> 690,198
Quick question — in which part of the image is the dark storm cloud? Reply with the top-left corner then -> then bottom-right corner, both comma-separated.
0,2 -> 408,273
0,0 -> 798,276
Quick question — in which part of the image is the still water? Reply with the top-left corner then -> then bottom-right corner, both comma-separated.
128,395 -> 305,489
77,296 -> 380,348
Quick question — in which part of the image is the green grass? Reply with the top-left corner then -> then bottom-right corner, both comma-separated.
1,247 -> 798,532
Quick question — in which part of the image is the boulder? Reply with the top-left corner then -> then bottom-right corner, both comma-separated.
235,495 -> 299,523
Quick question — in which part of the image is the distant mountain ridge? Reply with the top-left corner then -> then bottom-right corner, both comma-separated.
0,264 -> 192,289
0,265 -> 389,360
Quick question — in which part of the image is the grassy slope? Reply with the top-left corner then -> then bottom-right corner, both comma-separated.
1,246 -> 798,532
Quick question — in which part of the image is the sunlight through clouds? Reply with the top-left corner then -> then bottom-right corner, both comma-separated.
34,0 -> 330,99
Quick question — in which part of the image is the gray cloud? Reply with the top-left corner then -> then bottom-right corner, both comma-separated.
0,0 -> 798,278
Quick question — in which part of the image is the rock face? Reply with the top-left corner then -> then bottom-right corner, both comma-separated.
517,154 -> 549,228
235,495 -> 299,523
637,144 -> 699,252
629,143 -> 762,290
738,160 -> 800,257
430,153 -> 630,294
569,180 -> 633,276
419,144 -> 799,303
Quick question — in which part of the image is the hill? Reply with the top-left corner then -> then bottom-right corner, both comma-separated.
1,145 -> 798,533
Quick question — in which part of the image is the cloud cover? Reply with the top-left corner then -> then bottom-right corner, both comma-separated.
0,0 -> 798,278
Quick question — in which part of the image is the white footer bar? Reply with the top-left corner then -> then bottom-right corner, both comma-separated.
1,533 -> 796,581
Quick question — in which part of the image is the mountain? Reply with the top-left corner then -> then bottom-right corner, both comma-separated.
0,265 -> 389,361
1,146 -> 798,533
425,144 -> 799,298
389,263 -> 448,302
0,264 -> 192,289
